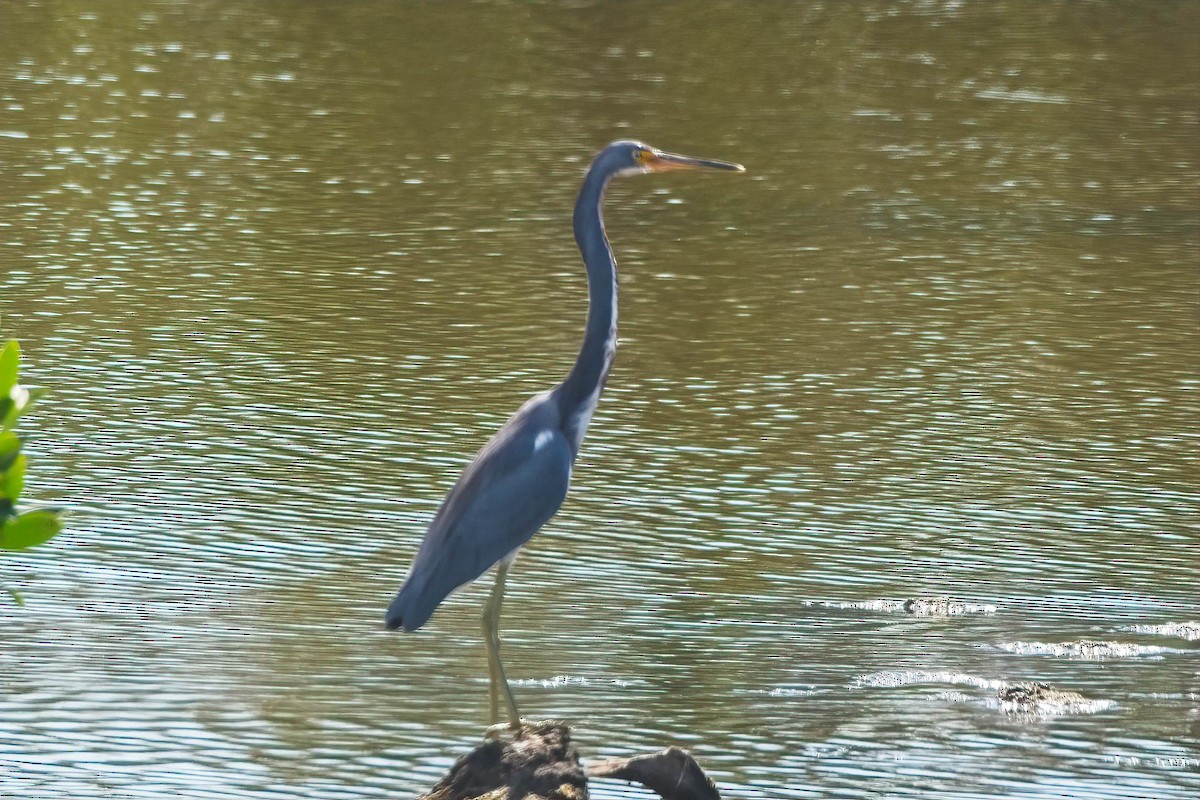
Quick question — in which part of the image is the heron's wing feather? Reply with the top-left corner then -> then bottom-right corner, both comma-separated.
387,400 -> 573,630
422,421 -> 572,576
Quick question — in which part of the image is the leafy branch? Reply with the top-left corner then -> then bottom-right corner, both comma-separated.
1,340 -> 63,604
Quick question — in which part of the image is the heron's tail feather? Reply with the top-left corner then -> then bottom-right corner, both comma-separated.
384,573 -> 444,632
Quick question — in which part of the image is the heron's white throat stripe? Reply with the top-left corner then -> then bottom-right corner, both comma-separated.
568,299 -> 616,454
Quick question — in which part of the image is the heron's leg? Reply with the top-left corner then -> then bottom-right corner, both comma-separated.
482,561 -> 522,728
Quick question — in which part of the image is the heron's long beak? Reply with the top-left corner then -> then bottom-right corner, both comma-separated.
646,150 -> 745,173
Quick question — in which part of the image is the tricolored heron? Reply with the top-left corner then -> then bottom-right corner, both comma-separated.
385,140 -> 744,728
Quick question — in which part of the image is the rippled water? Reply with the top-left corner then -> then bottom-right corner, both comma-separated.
2,1 -> 1197,798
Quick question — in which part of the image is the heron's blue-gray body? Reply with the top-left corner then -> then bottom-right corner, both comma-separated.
385,150 -> 621,633
383,140 -> 742,725
386,391 -> 575,631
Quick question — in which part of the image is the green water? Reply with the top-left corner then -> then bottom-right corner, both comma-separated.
1,1 -> 1197,797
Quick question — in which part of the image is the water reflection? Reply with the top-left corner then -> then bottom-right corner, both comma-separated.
1,1 -> 1198,798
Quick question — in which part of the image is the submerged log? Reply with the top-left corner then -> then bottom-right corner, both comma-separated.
416,721 -> 719,800
588,747 -> 720,800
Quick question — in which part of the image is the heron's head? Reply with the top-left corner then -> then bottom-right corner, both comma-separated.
598,139 -> 745,179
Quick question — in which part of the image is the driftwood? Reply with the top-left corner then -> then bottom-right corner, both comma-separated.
417,721 -> 719,800
588,747 -> 720,800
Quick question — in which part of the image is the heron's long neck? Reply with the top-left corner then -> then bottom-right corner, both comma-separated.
558,167 -> 617,448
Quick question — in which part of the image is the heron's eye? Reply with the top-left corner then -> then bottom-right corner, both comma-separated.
634,149 -> 649,163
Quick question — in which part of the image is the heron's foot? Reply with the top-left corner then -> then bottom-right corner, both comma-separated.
484,718 -> 529,740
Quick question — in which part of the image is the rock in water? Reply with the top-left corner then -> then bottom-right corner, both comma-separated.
996,682 -> 1112,715
418,721 -> 587,800
415,721 -> 722,800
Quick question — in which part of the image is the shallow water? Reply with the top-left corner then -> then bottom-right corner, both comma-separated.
1,1 -> 1198,798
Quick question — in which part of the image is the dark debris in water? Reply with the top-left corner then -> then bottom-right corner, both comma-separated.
1121,621 -> 1200,641
852,672 -> 1115,717
817,596 -> 998,616
996,639 -> 1174,659
996,681 -> 1114,716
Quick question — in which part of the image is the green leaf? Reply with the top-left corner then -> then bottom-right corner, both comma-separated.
0,509 -> 62,550
1,387 -> 45,432
1,453 -> 26,503
4,585 -> 25,606
1,453 -> 25,498
0,341 -> 18,398
0,431 -> 19,472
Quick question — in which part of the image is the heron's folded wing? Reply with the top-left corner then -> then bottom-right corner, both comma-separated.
389,419 -> 573,630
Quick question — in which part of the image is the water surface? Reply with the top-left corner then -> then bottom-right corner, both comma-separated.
1,1 -> 1197,798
